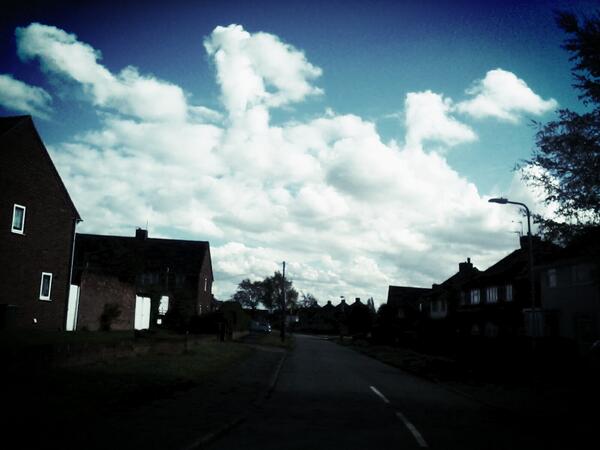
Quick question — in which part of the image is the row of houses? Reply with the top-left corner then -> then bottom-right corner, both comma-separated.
387,233 -> 599,353
1,115 -> 214,332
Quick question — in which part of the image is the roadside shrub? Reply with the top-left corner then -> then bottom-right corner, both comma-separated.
99,303 -> 121,331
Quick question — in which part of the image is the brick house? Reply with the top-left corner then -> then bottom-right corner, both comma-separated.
538,229 -> 600,354
385,285 -> 432,342
457,236 -> 559,339
72,229 -> 213,331
419,258 -> 480,345
0,116 -> 81,330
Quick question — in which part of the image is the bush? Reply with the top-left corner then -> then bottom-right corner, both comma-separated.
99,303 -> 121,331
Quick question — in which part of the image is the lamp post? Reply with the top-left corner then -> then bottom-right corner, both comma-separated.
488,197 -> 537,348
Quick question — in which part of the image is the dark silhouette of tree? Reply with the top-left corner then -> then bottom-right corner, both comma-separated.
522,11 -> 600,243
299,292 -> 319,308
231,278 -> 263,310
232,271 -> 298,311
262,271 -> 298,311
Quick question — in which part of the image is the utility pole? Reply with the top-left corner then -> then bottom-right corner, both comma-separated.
281,261 -> 286,342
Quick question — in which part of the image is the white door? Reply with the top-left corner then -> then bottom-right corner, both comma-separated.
135,296 -> 151,330
66,285 -> 80,331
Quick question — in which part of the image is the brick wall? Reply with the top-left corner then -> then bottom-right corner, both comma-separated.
0,118 -> 78,330
77,271 -> 136,331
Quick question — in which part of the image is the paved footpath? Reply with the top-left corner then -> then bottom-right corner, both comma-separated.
208,334 -> 595,450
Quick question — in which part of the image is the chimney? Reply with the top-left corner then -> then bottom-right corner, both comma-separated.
459,257 -> 473,273
135,228 -> 148,240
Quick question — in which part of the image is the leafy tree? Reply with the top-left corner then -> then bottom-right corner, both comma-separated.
299,292 -> 319,308
522,11 -> 600,243
231,278 -> 263,310
232,271 -> 298,311
261,271 -> 298,311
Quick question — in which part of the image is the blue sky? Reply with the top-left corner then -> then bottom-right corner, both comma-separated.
1,0 -> 597,305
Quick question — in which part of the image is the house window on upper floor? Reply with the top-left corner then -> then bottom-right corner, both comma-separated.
486,287 -> 498,304
11,204 -> 26,234
547,269 -> 557,288
470,289 -> 480,305
505,284 -> 513,302
204,277 -> 208,292
460,291 -> 466,306
572,264 -> 593,285
39,272 -> 53,301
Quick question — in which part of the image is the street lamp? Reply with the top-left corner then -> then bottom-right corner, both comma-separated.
488,197 -> 537,347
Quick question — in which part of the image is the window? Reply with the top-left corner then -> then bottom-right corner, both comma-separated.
547,269 -> 557,288
11,204 -> 26,234
470,289 -> 480,305
460,291 -> 466,306
39,272 -> 52,301
505,284 -> 513,302
158,296 -> 169,315
486,287 -> 498,304
204,277 -> 208,292
573,264 -> 593,285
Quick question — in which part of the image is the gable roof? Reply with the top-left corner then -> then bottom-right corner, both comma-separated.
467,238 -> 559,286
386,285 -> 431,310
0,115 -> 81,221
74,231 -> 210,282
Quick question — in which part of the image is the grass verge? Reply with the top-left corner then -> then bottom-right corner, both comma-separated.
3,341 -> 253,416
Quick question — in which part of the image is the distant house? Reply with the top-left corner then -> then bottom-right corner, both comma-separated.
71,228 -> 213,331
538,229 -> 600,354
386,285 -> 432,319
420,258 -> 480,343
457,236 -> 559,339
386,285 -> 432,341
0,116 -> 81,330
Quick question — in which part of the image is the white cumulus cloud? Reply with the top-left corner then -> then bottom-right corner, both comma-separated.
456,68 -> 558,123
16,23 -> 189,122
0,73 -> 52,118
204,24 -> 323,117
404,90 -> 477,149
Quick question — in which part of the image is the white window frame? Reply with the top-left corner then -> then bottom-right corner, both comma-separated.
505,284 -> 513,302
11,204 -> 26,234
548,269 -> 557,288
39,272 -> 53,301
486,286 -> 498,304
470,289 -> 480,305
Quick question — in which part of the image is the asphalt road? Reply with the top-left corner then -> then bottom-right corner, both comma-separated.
208,334 -> 586,450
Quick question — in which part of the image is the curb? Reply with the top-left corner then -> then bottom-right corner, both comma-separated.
181,349 -> 288,450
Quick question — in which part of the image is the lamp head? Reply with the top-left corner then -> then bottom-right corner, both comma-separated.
488,197 -> 508,204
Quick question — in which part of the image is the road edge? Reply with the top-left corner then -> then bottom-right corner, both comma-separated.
181,348 -> 288,450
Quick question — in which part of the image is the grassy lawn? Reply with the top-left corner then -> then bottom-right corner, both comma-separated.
241,331 -> 296,350
3,340 -> 254,418
0,329 -> 137,349
335,339 -> 466,380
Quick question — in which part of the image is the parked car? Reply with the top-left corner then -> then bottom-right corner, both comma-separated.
250,320 -> 272,333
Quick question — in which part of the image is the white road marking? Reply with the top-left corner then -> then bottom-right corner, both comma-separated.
396,411 -> 429,448
369,385 -> 429,448
370,385 -> 390,404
